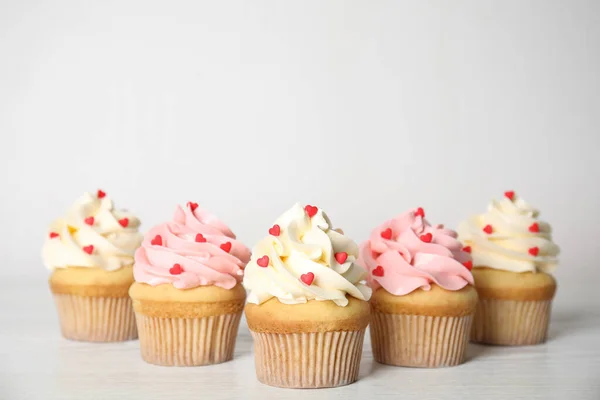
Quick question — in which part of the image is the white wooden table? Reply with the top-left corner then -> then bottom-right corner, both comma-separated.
2,276 -> 599,400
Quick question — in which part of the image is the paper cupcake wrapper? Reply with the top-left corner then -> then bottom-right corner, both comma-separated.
370,311 -> 473,368
471,298 -> 552,345
250,329 -> 365,388
53,294 -> 137,342
135,311 -> 242,366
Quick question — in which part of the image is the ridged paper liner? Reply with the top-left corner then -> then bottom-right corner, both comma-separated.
135,312 -> 242,366
53,294 -> 137,342
471,298 -> 552,345
370,311 -> 473,367
250,329 -> 365,388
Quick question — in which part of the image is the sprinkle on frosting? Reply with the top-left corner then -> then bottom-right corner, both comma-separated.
133,203 -> 250,289
42,192 -> 143,271
457,192 -> 560,273
358,208 -> 474,296
243,203 -> 371,307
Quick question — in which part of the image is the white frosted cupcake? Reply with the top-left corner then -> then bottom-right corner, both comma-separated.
243,203 -> 372,388
42,190 -> 142,342
458,191 -> 561,345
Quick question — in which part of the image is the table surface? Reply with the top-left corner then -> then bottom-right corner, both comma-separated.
2,276 -> 599,400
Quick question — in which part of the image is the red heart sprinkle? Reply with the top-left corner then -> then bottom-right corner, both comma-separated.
529,223 -> 540,233
483,225 -> 493,234
463,260 -> 473,270
304,205 -> 318,218
151,235 -> 162,246
301,272 -> 315,285
504,191 -> 515,201
195,234 -> 207,243
269,224 -> 281,236
118,218 -> 129,227
335,252 -> 348,264
187,202 -> 199,212
220,242 -> 232,253
462,246 -> 472,253
529,247 -> 539,256
84,216 -> 95,226
380,228 -> 392,240
372,265 -> 385,277
83,245 -> 94,255
170,263 -> 183,275
49,232 -> 59,239
420,233 -> 433,243
257,255 -> 270,268
97,190 -> 106,198
415,207 -> 425,218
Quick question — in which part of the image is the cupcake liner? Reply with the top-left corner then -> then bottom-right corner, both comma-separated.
370,311 -> 473,367
471,298 -> 552,345
53,294 -> 137,342
135,311 -> 242,366
250,329 -> 365,388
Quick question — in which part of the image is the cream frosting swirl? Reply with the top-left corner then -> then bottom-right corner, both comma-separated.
359,208 -> 474,296
133,203 -> 251,289
243,203 -> 372,306
457,192 -> 560,273
42,191 -> 143,271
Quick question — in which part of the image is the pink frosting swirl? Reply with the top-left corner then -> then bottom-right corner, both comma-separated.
134,203 -> 251,289
358,208 -> 474,296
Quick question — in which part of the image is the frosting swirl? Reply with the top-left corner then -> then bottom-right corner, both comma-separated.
133,203 -> 251,289
42,191 -> 143,271
243,203 -> 372,306
359,208 -> 474,296
457,192 -> 560,273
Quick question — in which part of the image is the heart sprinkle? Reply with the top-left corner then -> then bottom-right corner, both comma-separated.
372,265 -> 385,277
380,228 -> 392,240
195,234 -> 207,243
301,272 -> 315,286
84,216 -> 95,226
529,247 -> 540,256
188,202 -> 199,212
463,246 -> 472,253
49,232 -> 59,239
83,245 -> 94,255
304,205 -> 318,218
97,190 -> 106,199
170,264 -> 183,275
118,218 -> 129,227
463,260 -> 473,270
529,223 -> 540,233
483,225 -> 493,234
420,233 -> 433,243
335,252 -> 348,264
257,256 -> 270,268
220,242 -> 232,253
151,235 -> 162,246
504,191 -> 515,201
269,224 -> 281,236
415,207 -> 425,218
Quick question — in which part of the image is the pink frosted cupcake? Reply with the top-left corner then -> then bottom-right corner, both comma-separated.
359,208 -> 478,367
129,202 -> 251,366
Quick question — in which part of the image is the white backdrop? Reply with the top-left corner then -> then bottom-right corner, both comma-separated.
1,0 -> 599,287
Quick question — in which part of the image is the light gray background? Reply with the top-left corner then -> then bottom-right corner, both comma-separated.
1,1 -> 599,399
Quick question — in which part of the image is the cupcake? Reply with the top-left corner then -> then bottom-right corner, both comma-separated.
43,190 -> 143,342
457,191 -> 560,345
243,203 -> 372,388
129,202 -> 251,366
359,208 -> 477,368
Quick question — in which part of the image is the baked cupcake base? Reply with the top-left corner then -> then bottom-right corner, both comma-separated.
49,266 -> 137,342
370,285 -> 478,368
129,282 -> 245,366
245,297 -> 370,388
470,268 -> 556,346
